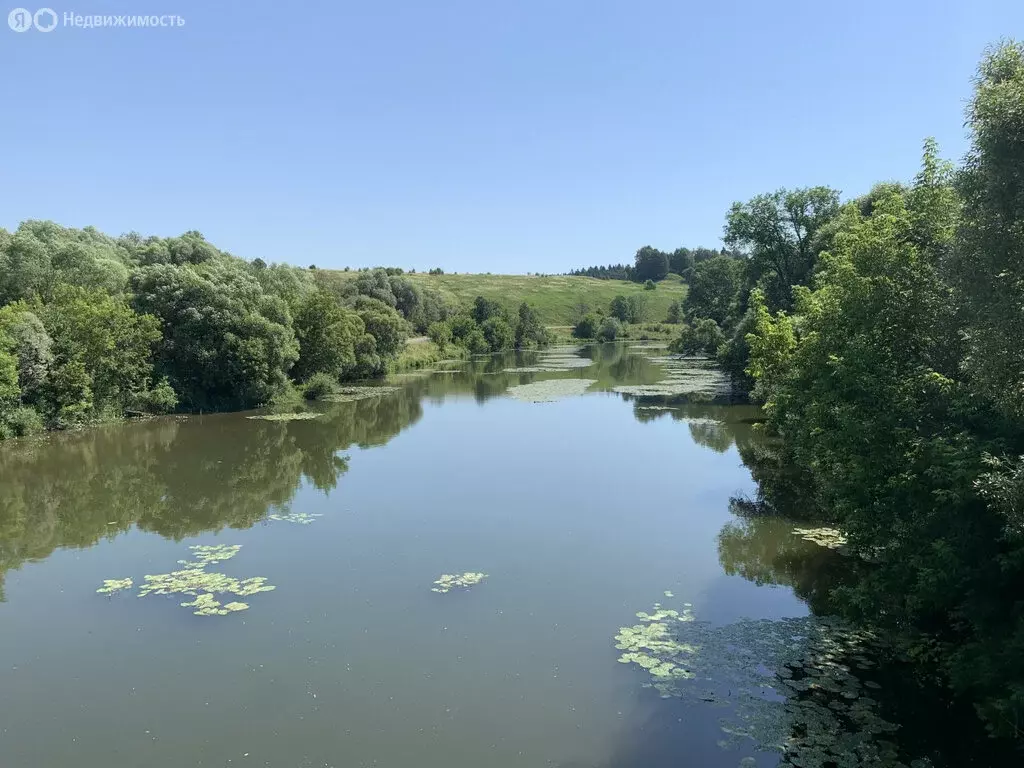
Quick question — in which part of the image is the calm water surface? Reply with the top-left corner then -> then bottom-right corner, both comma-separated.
0,344 -> 812,768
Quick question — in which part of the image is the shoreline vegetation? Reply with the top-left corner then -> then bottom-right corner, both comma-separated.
692,41 -> 1024,745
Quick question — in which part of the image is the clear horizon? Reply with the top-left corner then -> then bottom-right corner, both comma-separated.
2,0 -> 1019,273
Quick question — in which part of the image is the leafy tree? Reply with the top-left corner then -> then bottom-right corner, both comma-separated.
254,263 -> 317,312
0,327 -> 21,436
354,301 -> 407,375
609,295 -> 631,322
0,220 -> 132,304
427,321 -> 453,350
633,246 -> 669,282
411,287 -> 455,333
685,256 -> 743,327
725,186 -> 840,311
668,248 -> 693,276
951,42 -> 1024,421
388,275 -> 422,323
671,318 -> 725,355
596,316 -> 622,342
481,316 -> 514,351
131,261 -> 299,410
666,300 -> 683,324
626,294 -> 648,323
462,327 -> 489,355
515,302 -> 549,348
472,295 -> 503,324
301,372 -> 339,400
0,303 -> 52,403
291,291 -> 363,382
448,314 -> 477,342
353,268 -> 398,307
45,359 -> 93,427
716,309 -> 755,391
42,285 -> 164,417
573,313 -> 599,339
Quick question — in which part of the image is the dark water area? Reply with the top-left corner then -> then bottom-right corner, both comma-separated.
0,344 -> 1011,767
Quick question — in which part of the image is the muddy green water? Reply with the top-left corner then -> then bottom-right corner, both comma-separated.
0,344 -> 822,767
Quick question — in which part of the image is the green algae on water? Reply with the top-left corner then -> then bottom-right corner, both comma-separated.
179,593 -> 250,616
793,526 -> 849,550
96,578 -> 133,594
507,378 -> 597,403
321,385 -> 401,402
614,598 -> 923,768
431,572 -> 488,593
246,412 -> 320,422
186,544 -> 242,566
99,544 -> 275,617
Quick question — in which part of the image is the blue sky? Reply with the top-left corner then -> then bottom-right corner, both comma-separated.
1,1 -> 1020,273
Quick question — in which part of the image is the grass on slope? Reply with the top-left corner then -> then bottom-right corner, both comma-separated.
324,271 -> 688,327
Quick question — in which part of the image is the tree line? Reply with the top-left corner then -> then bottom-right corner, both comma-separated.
569,245 -> 741,283
677,41 -> 1024,740
0,227 -> 550,438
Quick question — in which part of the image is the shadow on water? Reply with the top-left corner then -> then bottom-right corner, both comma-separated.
707,452 -> 1024,767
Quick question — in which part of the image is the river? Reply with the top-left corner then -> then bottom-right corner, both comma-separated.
0,343 -> 938,768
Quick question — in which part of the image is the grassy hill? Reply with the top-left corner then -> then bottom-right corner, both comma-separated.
325,271 -> 688,326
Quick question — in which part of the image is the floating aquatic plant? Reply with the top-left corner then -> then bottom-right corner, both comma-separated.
246,412 -> 320,422
137,568 -> 275,600
615,602 -> 698,695
534,356 -> 594,369
321,385 -> 401,402
793,527 -> 849,551
614,598 -> 923,767
506,378 -> 597,403
431,572 -> 488,593
96,578 -> 133,594
98,544 -> 275,617
186,544 -> 242,565
268,511 -> 323,525
179,594 -> 250,616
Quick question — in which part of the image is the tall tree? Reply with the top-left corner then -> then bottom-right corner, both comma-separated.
685,256 -> 743,327
633,246 -> 670,282
725,187 -> 841,310
951,42 -> 1024,420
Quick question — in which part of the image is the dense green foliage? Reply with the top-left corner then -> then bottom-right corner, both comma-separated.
738,42 -> 1024,740
670,318 -> 725,356
572,313 -> 600,339
433,299 -> 550,355
570,245 -> 733,283
596,316 -> 623,342
632,246 -> 669,282
684,256 -> 745,327
0,229 -> 418,433
609,294 -> 649,324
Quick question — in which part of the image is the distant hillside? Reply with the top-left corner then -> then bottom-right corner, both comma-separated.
323,271 -> 688,326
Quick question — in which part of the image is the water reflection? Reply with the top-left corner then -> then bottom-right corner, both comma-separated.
0,345 -> 763,603
0,390 -> 423,600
